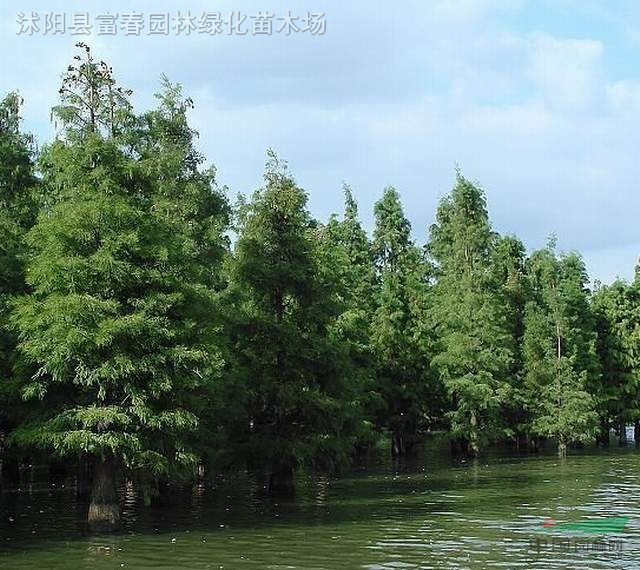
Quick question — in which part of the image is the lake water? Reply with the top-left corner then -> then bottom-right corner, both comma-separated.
1,442 -> 639,569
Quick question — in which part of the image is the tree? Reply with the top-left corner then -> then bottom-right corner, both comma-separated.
133,76 -> 231,483
428,173 -> 513,455
52,43 -> 132,138
328,185 -> 377,310
371,186 -> 436,456
592,280 -> 640,445
228,152 -> 361,493
491,235 -> 528,444
523,241 -> 599,456
10,47 -> 228,529
322,185 -> 379,448
0,91 -> 39,484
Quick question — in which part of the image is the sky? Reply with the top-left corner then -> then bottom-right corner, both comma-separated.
1,0 -> 639,284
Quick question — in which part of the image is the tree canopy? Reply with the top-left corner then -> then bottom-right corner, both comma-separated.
2,45 -> 639,528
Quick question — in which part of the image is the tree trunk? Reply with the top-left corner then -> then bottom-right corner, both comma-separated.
469,411 -> 480,457
88,455 -> 120,532
391,429 -> 406,458
0,430 -> 4,487
618,417 -> 627,446
267,462 -> 295,497
558,438 -> 567,458
76,453 -> 91,497
635,421 -> 640,447
450,437 -> 467,455
598,417 -> 610,447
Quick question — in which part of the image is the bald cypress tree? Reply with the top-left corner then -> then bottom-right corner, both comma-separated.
593,280 -> 640,445
332,185 -> 376,310
0,92 -> 39,483
428,173 -> 513,455
371,187 -> 434,456
523,241 -> 599,456
491,235 -> 528,443
10,46 -> 228,528
322,185 -> 379,446
229,153 -> 361,493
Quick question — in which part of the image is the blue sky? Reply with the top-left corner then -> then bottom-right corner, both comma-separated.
1,0 -> 639,283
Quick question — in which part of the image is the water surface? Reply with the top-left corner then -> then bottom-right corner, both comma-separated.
1,443 -> 639,569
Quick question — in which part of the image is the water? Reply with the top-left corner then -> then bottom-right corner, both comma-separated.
2,442 -> 640,569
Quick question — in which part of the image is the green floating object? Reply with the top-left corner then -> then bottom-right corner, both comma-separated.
542,516 -> 629,534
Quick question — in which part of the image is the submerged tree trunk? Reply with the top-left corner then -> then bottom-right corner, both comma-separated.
267,462 -> 295,497
76,453 -> 91,497
391,429 -> 406,458
391,418 -> 421,458
469,410 -> 480,457
0,430 -> 4,487
450,437 -> 468,455
598,417 -> 610,447
558,438 -> 567,458
618,417 -> 627,446
88,455 -> 120,532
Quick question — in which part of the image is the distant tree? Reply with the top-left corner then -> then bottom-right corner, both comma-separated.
329,185 -> 377,309
592,280 -> 640,445
371,186 -> 436,456
228,152 -> 362,493
428,173 -> 514,455
323,185 -> 379,448
491,235 -> 528,443
523,240 -> 599,456
10,47 -> 228,529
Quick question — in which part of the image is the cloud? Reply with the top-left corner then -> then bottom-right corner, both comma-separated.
527,32 -> 604,111
607,80 -> 640,113
0,0 -> 639,283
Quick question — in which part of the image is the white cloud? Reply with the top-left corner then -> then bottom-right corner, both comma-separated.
1,1 -> 639,282
527,32 -> 604,111
607,80 -> 640,113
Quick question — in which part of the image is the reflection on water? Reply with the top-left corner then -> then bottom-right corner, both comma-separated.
1,441 -> 640,569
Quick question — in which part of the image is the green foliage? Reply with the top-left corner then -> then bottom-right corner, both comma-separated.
9,47 -> 228,487
52,42 -> 133,139
529,359 -> 597,448
428,173 -> 514,453
522,241 -> 599,450
227,152 -> 363,476
371,187 -> 437,454
592,280 -> 640,432
0,91 -> 39,433
5,45 -> 640,496
491,235 -> 528,438
322,186 -> 379,447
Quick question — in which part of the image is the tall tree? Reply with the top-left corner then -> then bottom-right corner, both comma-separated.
323,185 -> 379,447
428,173 -> 513,455
0,91 -> 39,483
491,235 -> 528,443
523,241 -> 599,456
133,76 -> 231,484
228,152 -> 361,493
372,186 -> 435,456
592,280 -> 640,445
10,47 -> 228,528
328,185 -> 376,310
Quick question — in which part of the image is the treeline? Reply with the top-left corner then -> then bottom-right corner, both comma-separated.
1,46 -> 639,529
